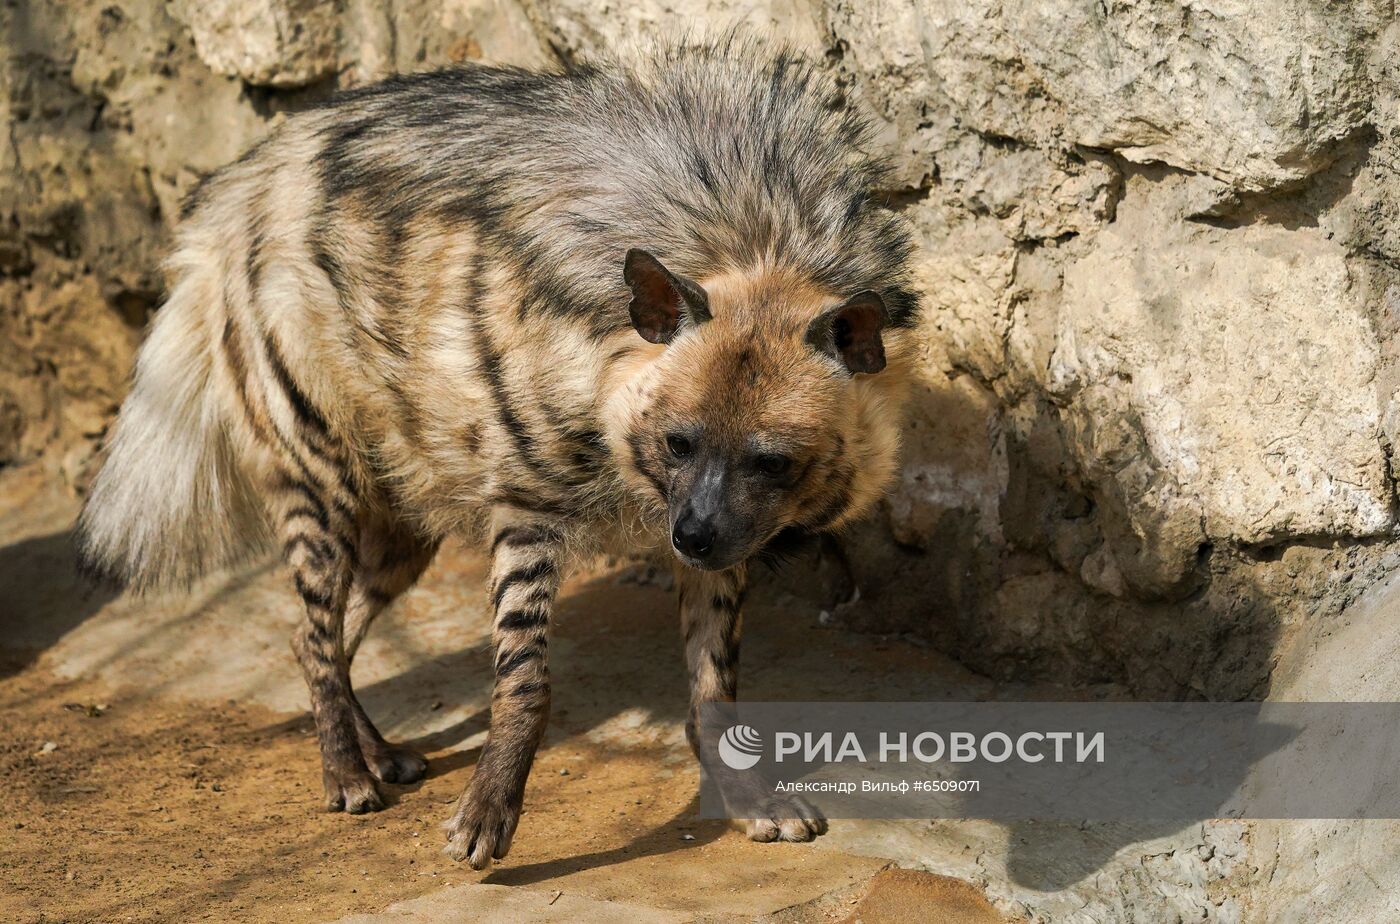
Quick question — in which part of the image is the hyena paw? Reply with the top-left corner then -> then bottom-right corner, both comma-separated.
323,766 -> 385,815
744,795 -> 828,843
363,742 -> 428,785
442,790 -> 520,870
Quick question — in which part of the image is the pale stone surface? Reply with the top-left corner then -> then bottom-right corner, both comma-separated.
907,196 -> 1018,386
934,135 -> 1120,242
344,0 -> 555,86
888,374 -> 1007,550
520,0 -> 826,59
831,0 -> 1388,191
1051,174 -> 1393,547
1241,569 -> 1400,923
170,0 -> 338,87
830,817 -> 1248,924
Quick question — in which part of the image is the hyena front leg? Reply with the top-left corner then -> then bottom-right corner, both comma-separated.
343,514 -> 440,784
677,565 -> 827,843
277,478 -> 384,814
444,508 -> 563,868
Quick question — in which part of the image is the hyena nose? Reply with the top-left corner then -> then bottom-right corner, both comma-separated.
672,516 -> 716,560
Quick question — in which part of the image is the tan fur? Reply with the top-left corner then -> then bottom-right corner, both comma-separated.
606,264 -> 910,549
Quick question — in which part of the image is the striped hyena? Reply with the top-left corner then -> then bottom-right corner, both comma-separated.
77,38 -> 919,868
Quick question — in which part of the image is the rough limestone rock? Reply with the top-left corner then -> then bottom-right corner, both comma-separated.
170,0 -> 338,87
933,135 -> 1120,243
342,0 -> 554,85
1051,174 -> 1393,547
831,0 -> 1388,191
519,0 -> 826,59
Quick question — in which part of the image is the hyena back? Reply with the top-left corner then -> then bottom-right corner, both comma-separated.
77,38 -> 919,868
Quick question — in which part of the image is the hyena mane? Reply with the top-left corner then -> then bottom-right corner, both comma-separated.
303,34 -> 920,338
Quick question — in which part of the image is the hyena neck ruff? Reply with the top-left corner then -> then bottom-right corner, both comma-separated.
601,254 -> 908,573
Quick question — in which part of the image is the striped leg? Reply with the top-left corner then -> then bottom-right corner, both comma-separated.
278,480 -> 383,814
344,513 -> 440,784
444,508 -> 562,868
679,564 -> 745,728
219,305 -> 398,811
677,564 -> 827,843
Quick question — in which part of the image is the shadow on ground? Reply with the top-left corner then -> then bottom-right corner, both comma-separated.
0,529 -> 115,677
0,466 -> 1301,919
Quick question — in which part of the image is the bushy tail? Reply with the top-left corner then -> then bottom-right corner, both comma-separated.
77,263 -> 269,591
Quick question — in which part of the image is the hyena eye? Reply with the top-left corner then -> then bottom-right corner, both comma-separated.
755,453 -> 792,477
666,433 -> 695,459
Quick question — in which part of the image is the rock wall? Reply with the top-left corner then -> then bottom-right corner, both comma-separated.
5,2 -> 1400,919
828,0 -> 1400,702
7,0 -> 1399,693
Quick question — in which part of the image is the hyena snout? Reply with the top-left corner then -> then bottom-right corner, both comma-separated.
672,505 -> 718,560
670,467 -> 754,570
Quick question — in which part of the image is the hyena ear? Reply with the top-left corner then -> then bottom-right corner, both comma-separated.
623,248 -> 712,344
805,291 -> 889,375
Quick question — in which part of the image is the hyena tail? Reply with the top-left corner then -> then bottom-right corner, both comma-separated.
77,257 -> 269,592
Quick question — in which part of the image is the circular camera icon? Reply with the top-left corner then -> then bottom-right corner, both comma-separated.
718,724 -> 763,770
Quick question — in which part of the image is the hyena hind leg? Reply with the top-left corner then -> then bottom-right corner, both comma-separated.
343,513 -> 440,785
277,475 -> 383,814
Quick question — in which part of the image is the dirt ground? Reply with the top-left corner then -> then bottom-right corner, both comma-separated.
0,666 -> 878,923
0,466 -> 1009,923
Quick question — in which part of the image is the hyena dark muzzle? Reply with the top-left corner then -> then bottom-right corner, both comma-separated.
665,418 -> 829,571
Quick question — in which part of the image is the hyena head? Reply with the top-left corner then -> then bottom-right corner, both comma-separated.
612,249 -> 906,571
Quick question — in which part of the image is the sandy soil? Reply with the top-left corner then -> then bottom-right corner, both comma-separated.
0,466 -> 1008,923
1,665 -> 894,923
